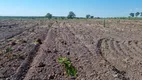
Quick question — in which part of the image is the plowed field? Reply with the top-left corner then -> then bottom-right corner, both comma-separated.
0,19 -> 142,80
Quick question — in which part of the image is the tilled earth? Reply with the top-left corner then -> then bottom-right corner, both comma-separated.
0,19 -> 142,80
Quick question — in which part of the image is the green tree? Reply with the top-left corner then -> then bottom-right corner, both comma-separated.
135,12 -> 140,17
86,14 -> 91,18
67,11 -> 76,19
90,16 -> 94,18
129,13 -> 134,17
140,12 -> 142,17
45,13 -> 52,19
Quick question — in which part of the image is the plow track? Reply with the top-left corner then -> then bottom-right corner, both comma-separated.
0,19 -> 142,80
100,38 -> 142,80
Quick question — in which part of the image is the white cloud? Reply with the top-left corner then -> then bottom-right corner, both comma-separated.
129,8 -> 142,12
129,9 -> 133,12
135,8 -> 139,11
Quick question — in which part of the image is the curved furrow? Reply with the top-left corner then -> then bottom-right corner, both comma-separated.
118,41 -> 133,59
99,39 -> 129,80
128,41 -> 142,58
101,38 -> 118,60
65,24 -> 117,79
107,39 -> 119,58
101,38 -> 109,54
100,38 -> 111,58
130,41 -> 142,57
123,41 -> 142,60
102,39 -> 128,70
101,38 -> 109,50
113,40 -> 127,57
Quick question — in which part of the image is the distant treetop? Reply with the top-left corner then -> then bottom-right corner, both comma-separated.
45,13 -> 52,19
67,11 -> 76,19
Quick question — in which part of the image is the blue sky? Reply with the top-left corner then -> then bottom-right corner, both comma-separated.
0,0 -> 141,17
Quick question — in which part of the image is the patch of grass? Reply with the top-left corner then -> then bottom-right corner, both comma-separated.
5,47 -> 12,53
58,57 -> 77,77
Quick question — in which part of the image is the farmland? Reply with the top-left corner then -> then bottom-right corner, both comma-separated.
0,19 -> 142,80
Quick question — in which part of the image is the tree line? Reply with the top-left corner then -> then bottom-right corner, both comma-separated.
129,12 -> 142,17
45,11 -> 94,19
46,11 -> 142,19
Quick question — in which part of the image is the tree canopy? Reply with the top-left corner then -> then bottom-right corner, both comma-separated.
129,13 -> 135,17
135,12 -> 140,17
45,13 -> 52,19
67,11 -> 76,19
86,14 -> 91,18
90,16 -> 94,18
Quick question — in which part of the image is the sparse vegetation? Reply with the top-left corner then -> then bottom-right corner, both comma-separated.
1,15 -> 142,80
58,57 -> 77,77
5,47 -> 12,53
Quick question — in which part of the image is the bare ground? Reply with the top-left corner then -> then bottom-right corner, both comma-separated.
0,19 -> 142,80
